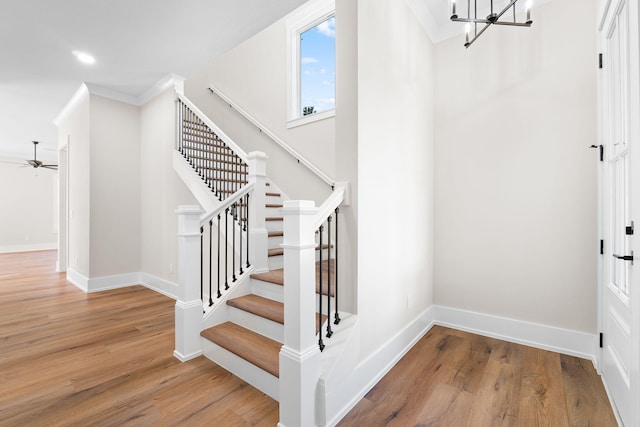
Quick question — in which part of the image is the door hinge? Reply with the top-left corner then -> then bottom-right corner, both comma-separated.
600,332 -> 603,348
600,239 -> 604,255
589,144 -> 604,161
599,53 -> 603,69
626,221 -> 634,235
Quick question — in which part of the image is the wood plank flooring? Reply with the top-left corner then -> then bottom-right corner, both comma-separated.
338,326 -> 618,427
0,251 -> 279,426
0,251 -> 617,426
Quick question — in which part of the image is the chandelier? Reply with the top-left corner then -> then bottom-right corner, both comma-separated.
451,0 -> 533,48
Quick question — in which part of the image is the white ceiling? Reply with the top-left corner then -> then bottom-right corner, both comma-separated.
0,0 -> 307,161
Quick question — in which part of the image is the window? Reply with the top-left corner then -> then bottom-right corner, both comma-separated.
287,0 -> 335,127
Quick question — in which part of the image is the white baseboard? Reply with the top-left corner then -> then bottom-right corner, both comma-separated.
139,272 -> 179,300
64,270 -> 179,299
85,272 -> 140,293
0,243 -> 57,254
66,268 -> 89,292
433,305 -> 598,362
324,306 -> 435,427
173,349 -> 202,362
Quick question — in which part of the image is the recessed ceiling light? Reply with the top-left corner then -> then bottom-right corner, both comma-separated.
72,51 -> 96,65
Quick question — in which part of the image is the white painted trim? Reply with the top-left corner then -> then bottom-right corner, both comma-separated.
139,272 -> 179,300
86,272 -> 140,293
433,305 -> 598,362
85,83 -> 140,106
53,84 -> 89,127
173,349 -> 202,362
138,73 -> 185,105
55,75 -> 185,122
324,307 -> 435,426
286,108 -> 335,128
66,268 -> 89,292
0,243 -> 57,254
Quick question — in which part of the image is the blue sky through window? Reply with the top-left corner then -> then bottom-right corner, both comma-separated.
300,16 -> 335,116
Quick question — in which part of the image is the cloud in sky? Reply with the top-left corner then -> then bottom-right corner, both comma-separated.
316,17 -> 335,38
301,57 -> 319,64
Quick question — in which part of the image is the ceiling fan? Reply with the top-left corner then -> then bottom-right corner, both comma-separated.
0,141 -> 58,170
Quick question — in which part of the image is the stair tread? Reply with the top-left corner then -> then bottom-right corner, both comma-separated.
227,294 -> 284,324
226,294 -> 327,333
201,322 -> 281,378
266,192 -> 281,197
265,204 -> 283,208
268,231 -> 284,238
267,248 -> 284,257
251,261 -> 336,296
265,217 -> 283,222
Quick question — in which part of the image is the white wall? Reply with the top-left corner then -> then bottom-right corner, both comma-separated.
140,88 -> 196,285
0,159 -> 58,253
434,0 -> 598,333
89,96 -> 141,278
356,0 -> 435,356
184,11 -> 333,204
57,88 -> 91,276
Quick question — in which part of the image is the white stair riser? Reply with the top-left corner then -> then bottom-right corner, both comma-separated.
251,278 -> 284,303
228,305 -> 284,343
201,339 -> 279,400
266,220 -> 283,232
268,235 -> 283,248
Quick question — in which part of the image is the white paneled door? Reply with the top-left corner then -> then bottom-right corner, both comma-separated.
599,0 -> 640,425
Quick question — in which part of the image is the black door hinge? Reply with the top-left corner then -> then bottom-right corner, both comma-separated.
589,144 -> 604,161
600,239 -> 604,255
600,332 -> 604,348
599,53 -> 603,69
626,221 -> 634,235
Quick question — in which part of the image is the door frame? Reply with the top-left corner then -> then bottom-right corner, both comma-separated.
596,0 -> 640,425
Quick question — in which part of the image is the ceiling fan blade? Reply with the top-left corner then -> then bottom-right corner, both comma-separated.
42,165 -> 58,170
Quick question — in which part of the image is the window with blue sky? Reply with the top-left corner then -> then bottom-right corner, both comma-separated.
299,16 -> 335,116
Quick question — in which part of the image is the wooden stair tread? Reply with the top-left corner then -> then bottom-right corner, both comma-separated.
266,217 -> 283,222
268,248 -> 284,257
227,295 -> 284,324
265,204 -> 283,208
250,261 -> 335,296
266,192 -> 281,197
268,231 -> 284,237
227,295 -> 326,333
201,322 -> 281,378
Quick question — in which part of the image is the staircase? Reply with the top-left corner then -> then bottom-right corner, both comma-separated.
173,91 -> 348,426
199,184 -> 337,400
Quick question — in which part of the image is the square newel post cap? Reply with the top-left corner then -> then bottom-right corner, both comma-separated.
248,151 -> 268,177
281,200 -> 317,215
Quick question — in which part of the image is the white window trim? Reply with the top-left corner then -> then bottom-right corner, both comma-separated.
286,0 -> 335,126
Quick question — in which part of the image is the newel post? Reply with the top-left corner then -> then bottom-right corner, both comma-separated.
279,200 -> 321,427
248,151 -> 269,273
174,205 -> 203,362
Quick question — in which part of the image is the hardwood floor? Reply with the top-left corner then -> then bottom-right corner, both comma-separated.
338,326 -> 617,427
0,251 -> 617,426
0,251 -> 278,426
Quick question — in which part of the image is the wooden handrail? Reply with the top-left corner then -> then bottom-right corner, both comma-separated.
208,84 -> 335,188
